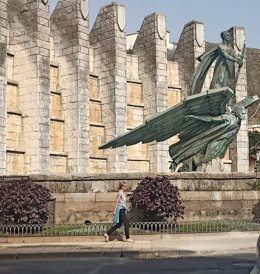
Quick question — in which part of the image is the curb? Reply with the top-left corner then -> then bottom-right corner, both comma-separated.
0,248 -> 256,260
0,249 -> 197,260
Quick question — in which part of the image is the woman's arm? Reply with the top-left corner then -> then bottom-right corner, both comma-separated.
113,195 -> 120,215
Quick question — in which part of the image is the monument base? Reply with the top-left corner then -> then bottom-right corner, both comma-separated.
197,158 -> 225,172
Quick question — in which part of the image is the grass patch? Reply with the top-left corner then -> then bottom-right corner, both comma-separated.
1,220 -> 260,237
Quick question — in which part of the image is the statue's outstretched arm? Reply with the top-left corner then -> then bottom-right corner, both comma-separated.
185,114 -> 225,123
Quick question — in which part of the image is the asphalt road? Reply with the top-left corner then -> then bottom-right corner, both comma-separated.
0,254 -> 256,274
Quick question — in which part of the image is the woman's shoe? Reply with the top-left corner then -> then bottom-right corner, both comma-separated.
126,238 -> 134,242
104,233 -> 109,242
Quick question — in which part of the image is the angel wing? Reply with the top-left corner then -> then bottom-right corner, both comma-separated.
99,87 -> 234,150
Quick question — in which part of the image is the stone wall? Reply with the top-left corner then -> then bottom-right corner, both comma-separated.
1,0 -> 258,175
89,3 -> 128,174
133,13 -> 169,173
229,27 -> 249,172
50,0 -> 89,174
246,47 -> 260,126
173,21 -> 205,98
0,0 -> 8,175
7,0 -> 51,174
13,172 -> 259,224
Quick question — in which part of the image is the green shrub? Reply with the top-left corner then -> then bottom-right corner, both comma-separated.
129,176 -> 185,222
0,179 -> 52,225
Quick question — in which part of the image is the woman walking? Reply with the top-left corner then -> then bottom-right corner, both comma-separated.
104,182 -> 134,242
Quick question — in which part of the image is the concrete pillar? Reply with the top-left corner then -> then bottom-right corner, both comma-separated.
51,0 -> 90,174
7,0 -> 51,174
0,0 -> 8,175
174,21 -> 205,97
133,13 -> 169,173
229,27 -> 249,172
90,3 -> 127,173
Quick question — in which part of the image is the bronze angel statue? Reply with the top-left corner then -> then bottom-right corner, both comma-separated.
99,31 -> 259,172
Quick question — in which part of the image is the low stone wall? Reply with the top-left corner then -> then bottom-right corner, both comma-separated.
3,172 -> 260,224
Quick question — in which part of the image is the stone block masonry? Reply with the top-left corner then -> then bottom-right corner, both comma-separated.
51,0 -> 89,174
0,0 -> 7,175
246,47 -> 260,125
228,27 -> 249,172
0,0 -> 257,175
90,3 -> 128,173
173,21 -> 205,98
9,172 -> 259,224
7,0 -> 51,174
133,13 -> 169,173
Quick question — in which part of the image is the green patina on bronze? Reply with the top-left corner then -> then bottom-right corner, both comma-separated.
189,31 -> 244,95
99,30 -> 259,172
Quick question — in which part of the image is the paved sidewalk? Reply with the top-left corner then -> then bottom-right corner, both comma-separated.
0,232 -> 258,260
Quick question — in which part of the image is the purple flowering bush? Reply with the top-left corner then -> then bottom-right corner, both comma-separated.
129,176 -> 184,222
0,179 -> 52,225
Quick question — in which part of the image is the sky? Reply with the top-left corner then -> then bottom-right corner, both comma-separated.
50,0 -> 260,49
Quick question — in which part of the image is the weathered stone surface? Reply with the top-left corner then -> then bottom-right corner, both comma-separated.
133,13 -> 169,173
89,3 -> 127,173
64,193 -> 96,203
246,48 -> 260,125
95,192 -> 117,202
3,173 -> 258,223
173,21 -> 205,98
0,1 -> 258,176
50,0 -> 89,174
7,0 -> 51,174
0,0 -> 8,175
51,193 -> 65,202
181,191 -> 244,201
228,27 -> 249,173
91,181 -> 116,193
